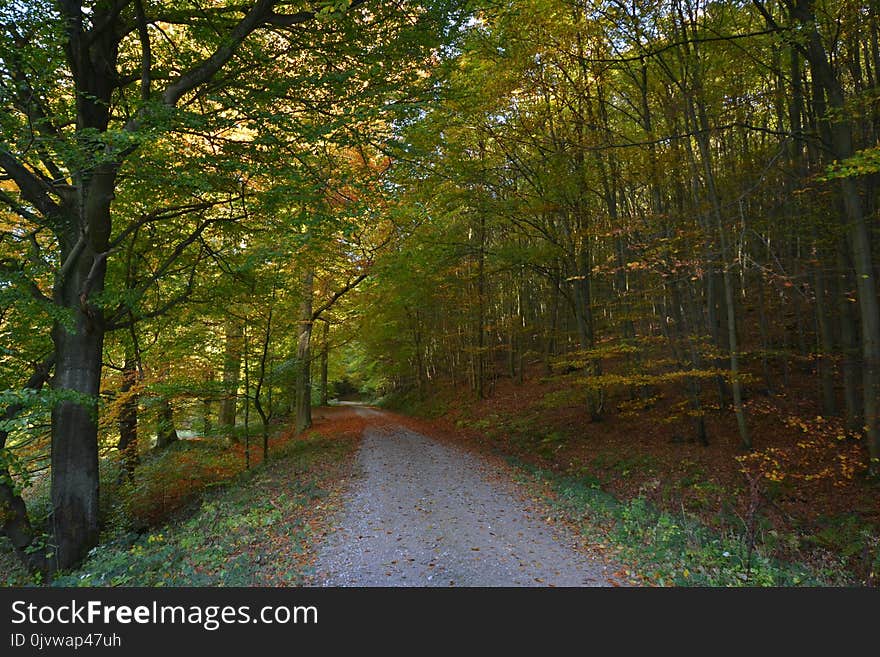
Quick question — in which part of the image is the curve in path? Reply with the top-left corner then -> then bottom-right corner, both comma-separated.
312,410 -> 613,587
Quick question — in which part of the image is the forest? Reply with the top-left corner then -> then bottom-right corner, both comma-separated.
1,0 -> 879,586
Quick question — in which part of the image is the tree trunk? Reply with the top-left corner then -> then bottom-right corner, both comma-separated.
155,398 -> 178,449
682,281 -> 711,445
254,295 -> 274,464
543,273 -> 560,375
51,210 -> 112,569
665,282 -> 708,445
320,321 -> 329,406
408,309 -> 428,397
50,324 -> 103,570
117,354 -> 139,480
756,269 -> 774,394
812,261 -> 837,416
573,264 -> 602,421
201,368 -> 214,437
836,243 -> 862,434
296,270 -> 314,434
517,268 -> 525,385
476,213 -> 486,399
243,324 -> 251,469
202,399 -> 212,436
220,319 -> 243,440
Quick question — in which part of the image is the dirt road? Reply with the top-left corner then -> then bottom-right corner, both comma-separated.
311,408 -> 614,586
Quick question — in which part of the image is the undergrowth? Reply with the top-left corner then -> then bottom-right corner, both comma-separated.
1,432 -> 355,587
512,460 -> 855,586
376,388 -> 455,419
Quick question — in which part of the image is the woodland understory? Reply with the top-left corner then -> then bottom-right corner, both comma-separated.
1,0 -> 879,585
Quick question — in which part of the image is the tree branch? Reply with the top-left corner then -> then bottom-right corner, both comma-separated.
0,188 -> 42,224
79,250 -> 112,310
160,0 -> 277,108
133,0 -> 152,101
0,150 -> 65,219
109,200 -> 224,249
106,261 -> 201,330
107,218 -> 227,327
312,271 -> 369,321
56,232 -> 88,289
0,259 -> 53,304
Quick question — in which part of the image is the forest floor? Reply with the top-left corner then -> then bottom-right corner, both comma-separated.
383,364 -> 880,586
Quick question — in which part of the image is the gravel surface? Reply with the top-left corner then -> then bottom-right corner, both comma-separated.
311,409 -> 613,587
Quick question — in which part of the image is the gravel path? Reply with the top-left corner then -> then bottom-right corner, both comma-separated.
311,408 -> 613,587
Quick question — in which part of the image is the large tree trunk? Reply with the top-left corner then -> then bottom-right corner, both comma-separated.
43,0 -> 122,570
50,302 -> 104,570
295,270 -> 315,434
50,164 -> 116,569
